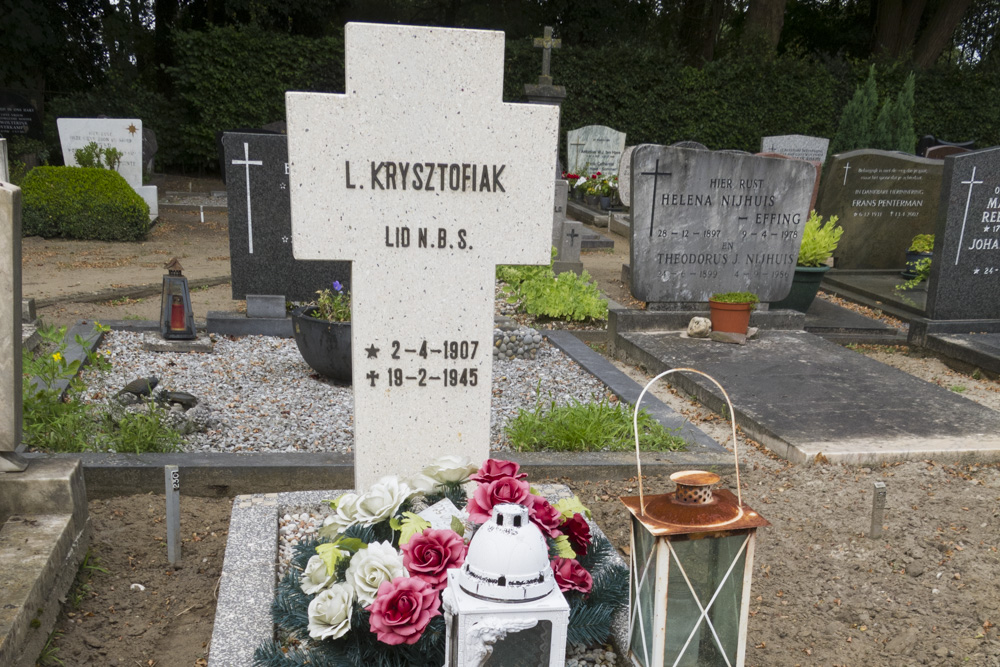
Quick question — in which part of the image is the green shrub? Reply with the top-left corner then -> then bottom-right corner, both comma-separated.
797,210 -> 843,266
505,395 -> 688,453
498,253 -> 608,322
908,234 -> 934,253
709,291 -> 759,305
73,142 -> 123,171
20,166 -> 149,241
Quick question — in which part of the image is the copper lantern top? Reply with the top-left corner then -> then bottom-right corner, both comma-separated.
621,469 -> 769,537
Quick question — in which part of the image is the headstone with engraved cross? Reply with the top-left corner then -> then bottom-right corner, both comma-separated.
287,23 -> 558,488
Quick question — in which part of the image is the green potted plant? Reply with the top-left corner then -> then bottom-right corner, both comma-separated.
708,291 -> 759,334
291,280 -> 352,381
771,211 -> 843,313
903,234 -> 934,278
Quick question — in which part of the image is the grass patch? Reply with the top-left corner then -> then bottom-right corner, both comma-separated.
505,395 -> 687,453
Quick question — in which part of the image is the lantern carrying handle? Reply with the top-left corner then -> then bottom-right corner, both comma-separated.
632,368 -> 742,515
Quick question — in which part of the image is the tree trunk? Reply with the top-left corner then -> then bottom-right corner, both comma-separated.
155,0 -> 178,87
742,0 -> 786,51
873,0 -> 927,58
913,0 -> 974,67
678,0 -> 726,65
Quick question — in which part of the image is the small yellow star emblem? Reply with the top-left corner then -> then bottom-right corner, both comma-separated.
127,123 -> 138,135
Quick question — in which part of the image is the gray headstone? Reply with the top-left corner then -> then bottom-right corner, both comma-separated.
223,132 -> 349,301
925,147 -> 1000,320
618,146 -> 636,207
815,149 -> 944,270
551,179 -> 568,249
630,145 -> 815,302
0,91 -> 42,139
758,152 -> 822,211
671,140 -> 708,150
925,145 -> 971,160
142,128 -> 158,175
0,182 -> 22,453
557,221 -> 583,267
567,124 -> 626,176
760,134 -> 830,163
0,138 -> 8,183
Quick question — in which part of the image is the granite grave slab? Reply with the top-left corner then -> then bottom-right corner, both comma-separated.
815,149 -> 943,270
924,146 -> 1000,321
925,144 -> 971,160
615,330 -> 1000,465
567,124 -> 626,176
629,145 -> 815,303
0,91 -> 42,139
56,117 -> 158,216
760,134 -> 829,163
287,23 -> 558,488
223,132 -> 349,301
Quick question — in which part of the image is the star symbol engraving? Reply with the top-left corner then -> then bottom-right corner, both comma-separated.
974,268 -> 981,274
365,344 -> 380,359
280,182 -> 287,190
986,226 -> 991,232
127,123 -> 138,135
282,236 -> 289,243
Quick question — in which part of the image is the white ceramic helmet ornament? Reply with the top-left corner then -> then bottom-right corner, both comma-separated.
459,503 -> 555,602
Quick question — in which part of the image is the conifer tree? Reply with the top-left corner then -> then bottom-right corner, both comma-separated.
892,73 -> 917,153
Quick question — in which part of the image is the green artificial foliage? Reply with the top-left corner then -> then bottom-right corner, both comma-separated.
20,167 -> 149,241
908,234 -> 935,252
709,291 -> 759,306
897,256 -> 932,291
797,211 -> 843,266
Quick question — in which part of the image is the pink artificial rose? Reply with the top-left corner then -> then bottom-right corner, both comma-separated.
561,512 -> 592,556
551,558 -> 593,594
368,576 -> 441,645
401,529 -> 466,590
527,494 -> 563,538
470,458 -> 527,484
466,476 -> 530,523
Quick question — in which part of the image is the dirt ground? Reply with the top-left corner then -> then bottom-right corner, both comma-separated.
29,193 -> 1000,666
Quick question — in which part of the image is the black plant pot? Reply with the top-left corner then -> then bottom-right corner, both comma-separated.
291,306 -> 351,382
771,265 -> 830,313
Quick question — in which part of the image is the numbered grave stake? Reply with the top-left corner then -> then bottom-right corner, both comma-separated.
165,465 -> 181,564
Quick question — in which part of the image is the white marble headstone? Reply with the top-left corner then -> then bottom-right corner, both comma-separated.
0,183 -> 22,452
56,118 -> 158,217
567,124 -> 626,177
286,23 -> 559,488
0,138 -> 8,183
760,134 -> 829,164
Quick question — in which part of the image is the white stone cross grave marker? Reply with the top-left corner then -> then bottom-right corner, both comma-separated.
287,23 -> 559,488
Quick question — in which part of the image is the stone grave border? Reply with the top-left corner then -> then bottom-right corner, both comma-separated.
208,484 -> 629,667
19,320 -> 735,498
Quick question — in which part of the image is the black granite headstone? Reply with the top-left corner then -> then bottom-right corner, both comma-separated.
216,128 -> 281,184
0,91 -> 42,139
223,132 -> 350,301
815,149 -> 943,270
925,147 -> 1000,320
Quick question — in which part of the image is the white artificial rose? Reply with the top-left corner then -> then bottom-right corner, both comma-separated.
345,540 -> 407,606
307,582 -> 354,640
354,477 -> 412,526
320,492 -> 360,537
300,554 -> 334,595
422,455 -> 477,485
406,472 -> 440,494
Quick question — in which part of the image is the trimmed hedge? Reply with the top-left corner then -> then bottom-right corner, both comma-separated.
21,167 -> 150,241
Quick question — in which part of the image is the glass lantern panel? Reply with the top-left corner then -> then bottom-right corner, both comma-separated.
665,533 -> 747,667
483,619 -> 551,667
629,515 -> 658,667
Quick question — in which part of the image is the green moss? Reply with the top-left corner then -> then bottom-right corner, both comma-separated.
709,291 -> 759,305
20,166 -> 150,241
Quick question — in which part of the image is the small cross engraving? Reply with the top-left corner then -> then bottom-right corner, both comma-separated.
532,26 -> 561,85
366,370 -> 379,387
842,161 -> 851,185
640,159 -> 672,237
567,227 -> 579,246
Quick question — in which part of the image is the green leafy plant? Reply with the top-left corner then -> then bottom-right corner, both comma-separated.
896,256 -> 932,291
505,394 -> 687,453
22,324 -> 182,454
498,251 -> 608,322
908,234 -> 935,253
36,630 -> 64,666
797,210 -> 843,266
73,142 -> 123,171
311,280 -> 351,322
709,291 -> 759,307
20,167 -> 149,241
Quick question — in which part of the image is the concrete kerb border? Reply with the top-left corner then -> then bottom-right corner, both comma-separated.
32,275 -> 231,309
22,320 -> 735,498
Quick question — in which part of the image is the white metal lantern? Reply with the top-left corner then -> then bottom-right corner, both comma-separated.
622,369 -> 769,667
442,503 -> 569,666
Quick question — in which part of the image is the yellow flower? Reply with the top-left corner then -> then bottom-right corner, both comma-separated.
52,352 -> 63,362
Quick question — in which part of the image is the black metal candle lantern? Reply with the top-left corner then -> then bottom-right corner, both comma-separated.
160,257 -> 196,339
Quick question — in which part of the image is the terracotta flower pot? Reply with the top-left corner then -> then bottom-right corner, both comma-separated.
291,306 -> 351,382
708,300 -> 753,334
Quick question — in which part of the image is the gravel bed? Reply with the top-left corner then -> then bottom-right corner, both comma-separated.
80,331 -> 611,453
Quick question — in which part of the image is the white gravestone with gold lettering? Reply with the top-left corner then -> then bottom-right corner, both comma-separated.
287,23 -> 559,488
